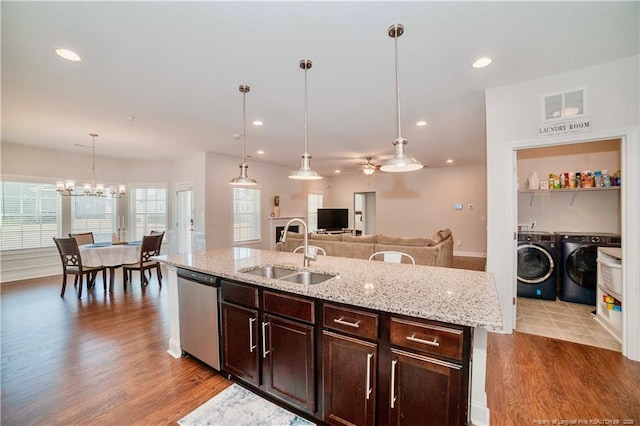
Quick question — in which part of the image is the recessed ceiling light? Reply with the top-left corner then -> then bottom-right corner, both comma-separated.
257,150 -> 265,155
472,57 -> 492,69
54,48 -> 81,62
252,120 -> 263,126
126,115 -> 135,121
446,159 -> 454,164
416,121 -> 427,127
334,170 -> 341,174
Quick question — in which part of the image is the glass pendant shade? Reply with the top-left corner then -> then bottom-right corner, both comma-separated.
230,85 -> 258,186
289,59 -> 322,180
382,24 -> 423,173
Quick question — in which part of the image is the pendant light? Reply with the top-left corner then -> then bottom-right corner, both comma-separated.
230,85 -> 258,186
289,59 -> 322,180
380,24 -> 424,173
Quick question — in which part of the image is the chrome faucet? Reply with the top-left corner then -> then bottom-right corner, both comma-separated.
282,218 -> 316,268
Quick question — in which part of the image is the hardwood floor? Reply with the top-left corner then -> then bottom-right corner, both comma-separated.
2,263 -> 639,425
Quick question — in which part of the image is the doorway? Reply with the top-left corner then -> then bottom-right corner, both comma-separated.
353,192 -> 376,236
176,186 -> 193,254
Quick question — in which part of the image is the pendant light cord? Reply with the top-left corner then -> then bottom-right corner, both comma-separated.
304,63 -> 309,154
90,133 -> 97,188
394,29 -> 402,140
242,89 -> 247,163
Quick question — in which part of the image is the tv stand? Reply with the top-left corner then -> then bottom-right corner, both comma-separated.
316,229 -> 354,235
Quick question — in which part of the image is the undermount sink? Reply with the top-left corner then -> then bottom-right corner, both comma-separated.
241,265 -> 298,279
239,265 -> 337,285
280,271 -> 335,285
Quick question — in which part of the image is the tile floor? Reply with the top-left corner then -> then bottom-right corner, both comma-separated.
516,297 -> 621,351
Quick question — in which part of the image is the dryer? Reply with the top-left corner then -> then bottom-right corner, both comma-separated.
557,232 -> 621,305
517,231 -> 558,300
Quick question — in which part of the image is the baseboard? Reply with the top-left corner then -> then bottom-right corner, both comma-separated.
470,400 -> 490,426
453,251 -> 487,258
168,338 -> 182,359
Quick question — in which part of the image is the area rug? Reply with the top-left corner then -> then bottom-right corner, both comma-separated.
178,383 -> 315,426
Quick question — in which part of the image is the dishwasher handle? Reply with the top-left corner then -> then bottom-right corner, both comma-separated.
177,268 -> 220,287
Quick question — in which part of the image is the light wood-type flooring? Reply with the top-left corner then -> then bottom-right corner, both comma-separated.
2,259 -> 639,425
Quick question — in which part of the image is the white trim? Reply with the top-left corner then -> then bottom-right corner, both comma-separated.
453,251 -> 486,258
506,127 -> 639,361
0,247 -> 61,283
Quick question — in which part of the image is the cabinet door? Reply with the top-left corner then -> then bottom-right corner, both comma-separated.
221,302 -> 259,386
262,314 -> 316,413
389,349 -> 465,426
323,331 -> 377,426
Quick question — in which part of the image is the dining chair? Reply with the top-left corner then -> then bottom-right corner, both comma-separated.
368,251 -> 416,265
148,230 -> 165,281
53,237 -> 107,298
293,245 -> 326,256
69,232 -> 94,246
123,234 -> 163,288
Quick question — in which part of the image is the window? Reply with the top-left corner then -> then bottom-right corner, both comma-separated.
307,193 -> 323,233
71,197 -> 116,243
543,88 -> 587,120
233,188 -> 261,243
1,181 -> 61,250
131,186 -> 167,241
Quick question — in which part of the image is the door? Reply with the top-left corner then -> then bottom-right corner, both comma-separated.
354,192 -> 376,236
176,187 -> 193,254
221,302 -> 259,386
263,314 -> 316,413
323,331 -> 377,426
389,349 -> 465,426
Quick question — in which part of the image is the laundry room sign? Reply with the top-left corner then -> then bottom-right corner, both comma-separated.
538,117 -> 591,137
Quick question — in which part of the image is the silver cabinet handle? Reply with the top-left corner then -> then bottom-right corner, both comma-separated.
333,317 -> 360,328
406,333 -> 440,347
390,359 -> 398,408
249,317 -> 257,352
262,321 -> 271,358
365,353 -> 373,400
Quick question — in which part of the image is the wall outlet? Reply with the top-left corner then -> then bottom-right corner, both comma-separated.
457,239 -> 462,247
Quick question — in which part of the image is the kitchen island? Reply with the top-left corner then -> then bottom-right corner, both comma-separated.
157,248 -> 502,425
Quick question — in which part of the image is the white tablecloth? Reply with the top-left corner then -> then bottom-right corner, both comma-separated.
79,242 -> 142,267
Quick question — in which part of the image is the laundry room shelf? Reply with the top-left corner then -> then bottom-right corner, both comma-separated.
518,186 -> 620,207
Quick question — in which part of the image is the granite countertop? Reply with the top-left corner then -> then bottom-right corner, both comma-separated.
157,248 -> 503,331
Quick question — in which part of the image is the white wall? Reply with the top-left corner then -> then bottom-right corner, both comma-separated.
486,55 -> 639,360
517,140 -> 621,233
328,164 -> 488,255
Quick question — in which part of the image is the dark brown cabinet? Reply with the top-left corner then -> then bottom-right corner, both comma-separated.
220,279 -> 471,426
221,302 -> 259,385
220,281 -> 317,414
323,331 -> 377,426
263,313 -> 315,412
389,349 -> 464,425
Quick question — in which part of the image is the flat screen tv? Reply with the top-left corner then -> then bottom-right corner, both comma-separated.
317,208 -> 349,231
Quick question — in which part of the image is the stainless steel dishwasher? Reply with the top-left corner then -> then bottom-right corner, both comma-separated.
177,268 -> 221,370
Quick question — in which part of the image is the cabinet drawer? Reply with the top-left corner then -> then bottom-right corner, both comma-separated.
221,280 -> 258,308
390,318 -> 463,361
323,304 -> 378,340
263,291 -> 315,324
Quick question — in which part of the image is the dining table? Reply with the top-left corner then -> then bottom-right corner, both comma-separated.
79,241 -> 142,292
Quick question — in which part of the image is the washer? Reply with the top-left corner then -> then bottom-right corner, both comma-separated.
517,231 -> 558,300
557,232 -> 621,305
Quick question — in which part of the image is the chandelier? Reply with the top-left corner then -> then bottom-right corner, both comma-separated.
56,133 -> 126,198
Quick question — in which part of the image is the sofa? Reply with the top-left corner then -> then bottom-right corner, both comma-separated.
275,229 -> 453,267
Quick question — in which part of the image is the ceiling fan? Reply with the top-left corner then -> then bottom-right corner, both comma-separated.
360,157 -> 381,176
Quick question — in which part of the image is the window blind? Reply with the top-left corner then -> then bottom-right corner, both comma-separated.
233,187 -> 261,242
132,186 -> 167,241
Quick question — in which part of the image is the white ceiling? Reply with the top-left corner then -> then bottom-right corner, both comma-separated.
2,1 -> 638,175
